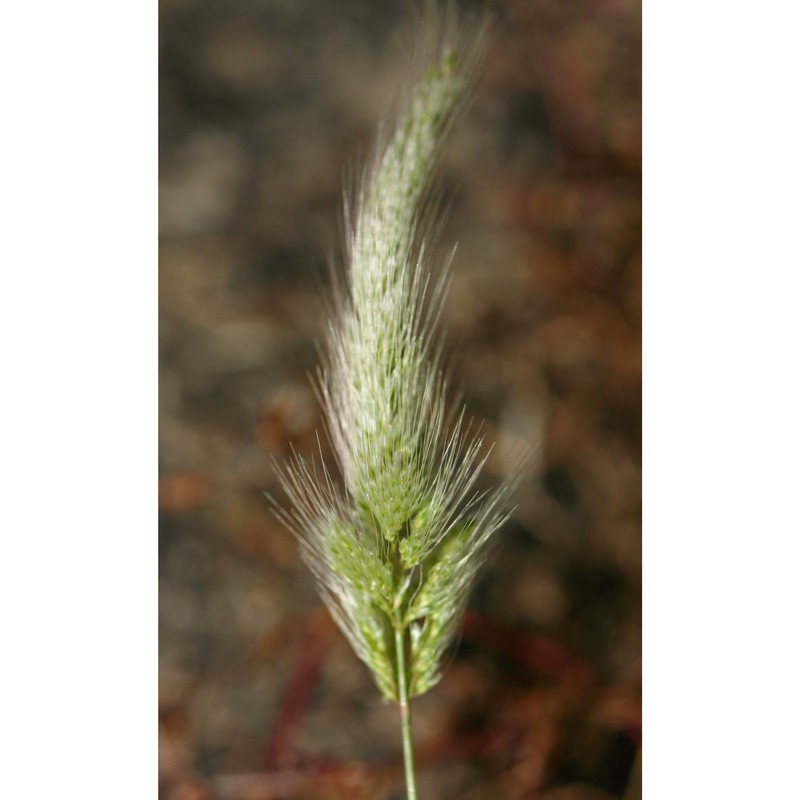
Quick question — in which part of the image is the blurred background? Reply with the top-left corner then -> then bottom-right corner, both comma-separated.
159,1 -> 641,798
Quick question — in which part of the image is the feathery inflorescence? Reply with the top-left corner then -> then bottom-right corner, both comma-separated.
276,12 -> 514,702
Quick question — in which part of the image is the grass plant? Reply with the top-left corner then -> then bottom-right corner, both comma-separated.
274,9 -> 516,798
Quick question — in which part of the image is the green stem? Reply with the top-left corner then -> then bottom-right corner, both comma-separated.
395,626 -> 418,800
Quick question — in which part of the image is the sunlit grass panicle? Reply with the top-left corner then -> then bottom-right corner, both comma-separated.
275,11 -> 514,704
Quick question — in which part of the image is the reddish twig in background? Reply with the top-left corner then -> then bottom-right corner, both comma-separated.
263,611 -> 336,769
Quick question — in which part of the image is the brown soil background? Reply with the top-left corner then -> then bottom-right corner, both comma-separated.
159,2 -> 641,798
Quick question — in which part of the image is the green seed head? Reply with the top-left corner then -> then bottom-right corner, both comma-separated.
275,12 -> 515,702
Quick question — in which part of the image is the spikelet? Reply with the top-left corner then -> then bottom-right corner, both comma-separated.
275,10 -> 515,702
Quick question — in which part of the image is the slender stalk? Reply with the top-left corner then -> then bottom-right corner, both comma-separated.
395,627 -> 418,800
